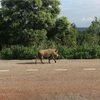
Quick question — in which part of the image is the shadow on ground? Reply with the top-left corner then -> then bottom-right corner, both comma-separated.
17,62 -> 50,64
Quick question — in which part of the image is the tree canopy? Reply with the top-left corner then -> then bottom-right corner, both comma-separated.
0,0 -> 100,51
0,0 -> 61,48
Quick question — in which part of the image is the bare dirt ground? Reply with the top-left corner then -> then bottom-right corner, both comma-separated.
0,59 -> 100,100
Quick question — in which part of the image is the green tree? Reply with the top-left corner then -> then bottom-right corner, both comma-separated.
88,17 -> 100,35
48,17 -> 78,47
48,17 -> 70,44
77,17 -> 100,46
87,17 -> 100,45
77,32 -> 99,46
66,23 -> 78,47
0,0 -> 61,49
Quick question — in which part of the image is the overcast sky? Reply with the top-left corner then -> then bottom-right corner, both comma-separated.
59,0 -> 100,27
0,0 -> 1,8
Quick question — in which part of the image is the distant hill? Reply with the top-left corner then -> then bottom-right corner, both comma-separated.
76,27 -> 88,31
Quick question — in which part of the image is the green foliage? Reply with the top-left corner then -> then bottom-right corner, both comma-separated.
88,17 -> 100,35
0,0 -> 60,48
57,46 -> 73,59
0,41 -> 57,59
0,45 -> 39,59
76,17 -> 100,46
1,0 -> 100,60
48,17 -> 78,47
1,44 -> 100,59
0,48 -> 12,59
72,45 -> 91,59
57,45 -> 100,59
90,45 -> 100,58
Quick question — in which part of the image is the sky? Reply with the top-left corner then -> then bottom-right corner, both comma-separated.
0,0 -> 1,8
59,0 -> 100,27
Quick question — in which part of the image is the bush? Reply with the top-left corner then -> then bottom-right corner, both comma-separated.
57,46 -> 73,59
0,45 -> 39,59
57,45 -> 100,59
90,45 -> 100,58
1,45 -> 100,59
0,48 -> 12,59
72,45 -> 91,59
